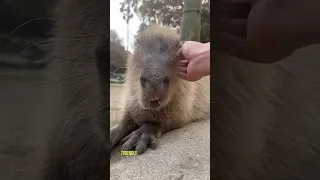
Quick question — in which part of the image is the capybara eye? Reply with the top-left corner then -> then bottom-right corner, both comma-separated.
163,77 -> 170,85
140,76 -> 147,86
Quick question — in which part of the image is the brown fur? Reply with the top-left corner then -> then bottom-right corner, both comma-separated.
41,0 -> 109,180
212,45 -> 320,180
110,25 -> 210,150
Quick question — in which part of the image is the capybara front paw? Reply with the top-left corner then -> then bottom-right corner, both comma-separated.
120,122 -> 159,155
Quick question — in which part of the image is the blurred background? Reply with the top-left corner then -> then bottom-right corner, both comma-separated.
0,0 -> 57,180
0,0 -> 56,68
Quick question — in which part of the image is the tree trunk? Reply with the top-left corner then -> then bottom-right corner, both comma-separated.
180,0 -> 201,41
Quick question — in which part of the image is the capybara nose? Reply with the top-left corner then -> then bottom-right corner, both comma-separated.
149,96 -> 160,108
150,96 -> 159,101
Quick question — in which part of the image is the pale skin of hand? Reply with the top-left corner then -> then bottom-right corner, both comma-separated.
176,41 -> 210,82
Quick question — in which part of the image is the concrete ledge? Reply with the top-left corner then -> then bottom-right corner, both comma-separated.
110,119 -> 210,180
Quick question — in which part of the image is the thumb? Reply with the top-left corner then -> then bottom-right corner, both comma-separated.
176,48 -> 185,61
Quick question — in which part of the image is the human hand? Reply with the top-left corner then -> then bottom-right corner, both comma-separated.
176,41 -> 210,81
213,0 -> 320,63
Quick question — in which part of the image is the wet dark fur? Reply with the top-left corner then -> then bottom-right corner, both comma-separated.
41,0 -> 109,179
212,45 -> 320,180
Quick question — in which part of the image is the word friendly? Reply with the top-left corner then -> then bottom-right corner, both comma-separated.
120,150 -> 137,156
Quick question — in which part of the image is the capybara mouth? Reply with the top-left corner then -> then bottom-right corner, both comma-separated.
150,100 -> 160,108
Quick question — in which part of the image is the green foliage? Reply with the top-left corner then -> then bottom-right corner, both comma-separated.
120,0 -> 136,24
110,29 -> 128,74
137,0 -> 183,27
110,29 -> 124,45
120,0 -> 210,43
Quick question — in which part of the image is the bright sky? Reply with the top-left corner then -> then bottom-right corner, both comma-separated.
110,0 -> 141,52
